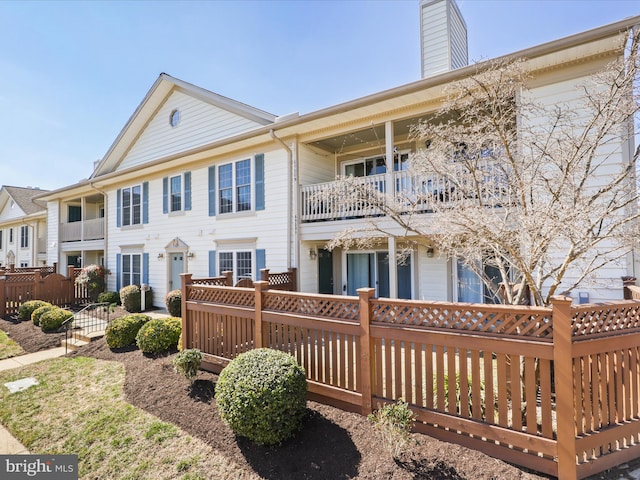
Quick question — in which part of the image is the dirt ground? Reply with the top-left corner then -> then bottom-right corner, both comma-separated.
2,312 -> 628,479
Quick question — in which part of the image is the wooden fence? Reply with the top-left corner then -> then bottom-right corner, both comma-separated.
181,274 -> 640,480
0,266 -> 83,317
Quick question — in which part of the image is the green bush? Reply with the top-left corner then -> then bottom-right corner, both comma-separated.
120,285 -> 153,313
98,291 -> 120,305
136,317 -> 181,354
368,399 -> 416,458
105,314 -> 151,349
165,289 -> 182,317
39,307 -> 74,333
31,305 -> 56,326
215,348 -> 307,446
18,300 -> 51,321
172,349 -> 203,383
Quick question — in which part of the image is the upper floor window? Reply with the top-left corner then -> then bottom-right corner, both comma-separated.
0,230 -> 3,250
68,205 -> 82,223
163,172 -> 191,214
343,152 -> 410,177
9,228 -> 14,244
20,226 -> 29,248
219,159 -> 251,214
117,183 -> 148,228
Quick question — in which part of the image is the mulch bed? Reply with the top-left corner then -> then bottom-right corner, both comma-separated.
2,312 -> 550,479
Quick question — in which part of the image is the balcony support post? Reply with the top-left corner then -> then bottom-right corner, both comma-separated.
385,121 -> 398,299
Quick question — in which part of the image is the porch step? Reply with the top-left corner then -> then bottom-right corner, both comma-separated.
60,338 -> 89,351
72,330 -> 105,343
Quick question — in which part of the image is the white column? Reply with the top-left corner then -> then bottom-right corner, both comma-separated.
385,121 -> 398,298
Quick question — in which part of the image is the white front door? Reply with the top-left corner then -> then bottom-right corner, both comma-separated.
169,253 -> 184,292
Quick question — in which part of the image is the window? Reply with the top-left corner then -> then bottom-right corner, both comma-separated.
170,109 -> 180,127
0,230 -> 3,250
170,175 -> 182,212
162,173 -> 191,214
9,228 -> 13,244
20,226 -> 28,248
218,250 -> 253,284
121,253 -> 141,288
68,205 -> 82,223
121,185 -> 142,226
219,159 -> 251,214
20,262 -> 28,268
343,152 -> 410,177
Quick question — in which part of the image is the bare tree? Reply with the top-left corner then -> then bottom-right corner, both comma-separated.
321,28 -> 640,306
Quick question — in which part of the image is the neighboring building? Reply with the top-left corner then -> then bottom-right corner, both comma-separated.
0,186 -> 49,268
37,12 -> 640,306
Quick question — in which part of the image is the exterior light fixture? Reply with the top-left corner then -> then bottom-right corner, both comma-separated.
426,246 -> 435,258
309,248 -> 317,260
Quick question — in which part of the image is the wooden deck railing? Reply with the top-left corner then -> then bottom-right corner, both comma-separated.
181,274 -> 640,480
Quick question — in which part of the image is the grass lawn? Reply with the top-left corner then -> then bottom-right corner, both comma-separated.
0,330 -> 24,360
0,356 -> 256,480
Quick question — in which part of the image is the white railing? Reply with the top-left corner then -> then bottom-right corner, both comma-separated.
83,218 -> 105,240
60,218 -> 105,242
301,164 -> 507,222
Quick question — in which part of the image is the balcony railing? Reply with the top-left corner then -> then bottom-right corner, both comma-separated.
60,218 -> 105,242
301,165 -> 507,223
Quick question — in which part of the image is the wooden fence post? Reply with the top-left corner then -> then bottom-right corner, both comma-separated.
68,265 -> 76,304
358,287 -> 375,416
33,270 -> 41,300
551,295 -> 577,480
223,271 -> 233,286
622,276 -> 636,299
260,269 -> 269,282
254,281 -> 267,349
0,273 -> 5,318
181,273 -> 192,351
289,267 -> 297,292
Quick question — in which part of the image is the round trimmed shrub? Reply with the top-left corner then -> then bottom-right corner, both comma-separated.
135,317 -> 181,354
31,304 -> 56,326
172,348 -> 203,382
215,348 -> 307,446
39,307 -> 73,333
120,285 -> 153,313
165,289 -> 181,317
105,314 -> 151,349
98,291 -> 120,305
18,300 -> 51,321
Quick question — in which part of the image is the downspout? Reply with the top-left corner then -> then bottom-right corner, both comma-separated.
89,182 -> 109,278
269,130 -> 295,274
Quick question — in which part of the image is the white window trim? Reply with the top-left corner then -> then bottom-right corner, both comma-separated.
169,174 -> 183,213
20,226 -> 29,249
217,249 -> 254,284
121,252 -> 143,288
121,184 -> 143,227
218,158 -> 253,215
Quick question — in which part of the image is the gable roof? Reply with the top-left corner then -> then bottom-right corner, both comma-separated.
1,186 -> 48,216
92,73 -> 277,178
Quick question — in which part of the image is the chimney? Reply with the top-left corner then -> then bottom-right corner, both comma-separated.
420,0 -> 468,78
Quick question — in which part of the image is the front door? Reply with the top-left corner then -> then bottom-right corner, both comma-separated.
318,249 -> 333,294
169,253 -> 184,292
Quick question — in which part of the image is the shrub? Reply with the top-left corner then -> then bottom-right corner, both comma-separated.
215,348 -> 307,446
75,264 -> 109,302
136,317 -> 181,354
31,305 -> 56,326
98,291 -> 120,305
165,289 -> 182,317
172,349 -> 203,383
18,300 -> 51,321
368,399 -> 416,458
120,285 -> 153,313
105,314 -> 151,349
39,307 -> 74,333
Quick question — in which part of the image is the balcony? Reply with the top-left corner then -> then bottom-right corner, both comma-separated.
60,218 -> 105,242
300,165 -> 507,223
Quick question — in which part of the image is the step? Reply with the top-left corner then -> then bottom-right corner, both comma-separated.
72,330 -> 105,343
60,338 -> 89,351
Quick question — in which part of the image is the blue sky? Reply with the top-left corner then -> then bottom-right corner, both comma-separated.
0,0 -> 638,191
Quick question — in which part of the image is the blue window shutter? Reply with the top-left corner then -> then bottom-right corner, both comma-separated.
209,250 -> 216,277
255,154 -> 265,211
142,182 -> 149,224
116,253 -> 121,292
116,189 -> 121,227
256,249 -> 266,277
208,166 -> 216,216
162,177 -> 168,214
184,172 -> 192,211
143,253 -> 149,284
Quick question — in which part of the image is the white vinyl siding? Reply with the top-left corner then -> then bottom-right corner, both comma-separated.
117,91 -> 265,171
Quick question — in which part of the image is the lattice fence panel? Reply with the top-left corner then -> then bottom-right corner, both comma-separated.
188,286 -> 255,307
370,300 -> 553,338
263,292 -> 360,321
572,302 -> 640,336
268,272 -> 294,290
192,277 -> 230,287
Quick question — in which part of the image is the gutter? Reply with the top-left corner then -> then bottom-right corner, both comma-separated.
269,130 -> 295,274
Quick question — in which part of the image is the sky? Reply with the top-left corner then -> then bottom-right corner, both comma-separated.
0,0 -> 638,191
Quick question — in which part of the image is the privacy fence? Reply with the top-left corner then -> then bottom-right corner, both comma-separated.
181,273 -> 640,480
0,265 -> 89,317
